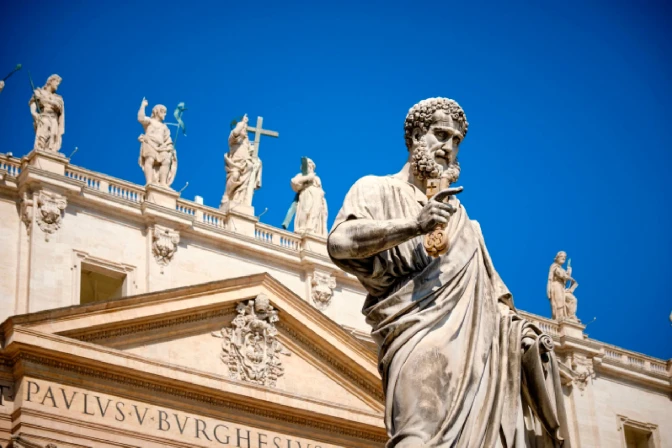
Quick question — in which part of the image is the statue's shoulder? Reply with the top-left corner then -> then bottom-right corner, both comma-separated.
347,176 -> 409,201
351,175 -> 398,189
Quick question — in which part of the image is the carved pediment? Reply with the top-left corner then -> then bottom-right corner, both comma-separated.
4,274 -> 384,423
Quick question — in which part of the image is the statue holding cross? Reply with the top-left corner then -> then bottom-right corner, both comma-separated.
220,114 -> 278,211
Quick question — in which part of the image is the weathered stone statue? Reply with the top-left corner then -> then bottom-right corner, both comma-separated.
328,97 -> 570,447
29,74 -> 65,152
290,158 -> 328,235
220,114 -> 262,209
137,98 -> 177,187
547,251 -> 579,321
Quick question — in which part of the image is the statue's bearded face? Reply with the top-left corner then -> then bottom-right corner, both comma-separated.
410,110 -> 463,184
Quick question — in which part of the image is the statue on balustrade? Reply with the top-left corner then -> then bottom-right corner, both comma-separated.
29,74 -> 65,153
547,251 -> 579,322
328,97 -> 571,447
220,114 -> 262,209
137,98 -> 177,187
288,157 -> 328,236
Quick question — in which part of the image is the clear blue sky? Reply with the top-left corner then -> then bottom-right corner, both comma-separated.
1,0 -> 670,359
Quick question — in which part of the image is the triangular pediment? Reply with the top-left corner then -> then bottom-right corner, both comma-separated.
3,274 -> 384,427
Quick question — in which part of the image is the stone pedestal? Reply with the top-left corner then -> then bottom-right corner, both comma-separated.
219,201 -> 254,217
21,149 -> 68,176
301,232 -> 329,257
145,184 -> 179,209
559,319 -> 586,339
220,202 -> 257,237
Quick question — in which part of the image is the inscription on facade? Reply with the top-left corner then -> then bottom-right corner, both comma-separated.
22,379 -> 333,448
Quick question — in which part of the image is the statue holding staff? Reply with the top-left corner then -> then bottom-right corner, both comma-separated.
137,98 -> 177,187
547,251 -> 579,321
29,74 -> 64,152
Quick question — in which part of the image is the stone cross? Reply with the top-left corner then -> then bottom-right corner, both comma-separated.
246,116 -> 279,158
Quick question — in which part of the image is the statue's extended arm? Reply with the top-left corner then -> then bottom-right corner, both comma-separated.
328,218 -> 421,260
290,173 -> 314,193
328,198 -> 456,260
29,99 -> 38,120
138,99 -> 150,126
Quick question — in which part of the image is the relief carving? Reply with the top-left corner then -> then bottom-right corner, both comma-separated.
152,225 -> 180,272
36,190 -> 67,240
11,435 -> 58,448
211,294 -> 290,387
20,192 -> 33,232
569,355 -> 595,393
311,271 -> 336,310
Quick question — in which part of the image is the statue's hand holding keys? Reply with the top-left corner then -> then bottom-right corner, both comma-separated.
419,186 -> 463,257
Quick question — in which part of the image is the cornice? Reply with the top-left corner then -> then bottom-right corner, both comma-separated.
1,154 -> 366,294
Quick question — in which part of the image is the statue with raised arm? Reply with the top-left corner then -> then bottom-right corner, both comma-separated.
220,114 -> 262,209
328,97 -> 570,447
290,158 -> 328,235
29,74 -> 64,152
547,251 -> 579,321
137,98 -> 177,187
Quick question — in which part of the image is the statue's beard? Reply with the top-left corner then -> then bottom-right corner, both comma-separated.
411,140 -> 461,185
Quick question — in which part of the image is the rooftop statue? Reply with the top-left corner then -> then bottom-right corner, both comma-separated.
287,157 -> 328,236
328,98 -> 570,447
137,98 -> 177,187
547,251 -> 579,321
29,74 -> 65,153
220,114 -> 262,209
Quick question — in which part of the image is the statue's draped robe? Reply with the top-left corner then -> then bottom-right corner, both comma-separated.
329,176 -> 570,448
291,173 -> 328,235
547,265 -> 577,321
137,118 -> 177,186
223,130 -> 262,207
30,89 -> 65,152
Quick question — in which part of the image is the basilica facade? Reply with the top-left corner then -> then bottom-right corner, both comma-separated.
0,148 -> 670,448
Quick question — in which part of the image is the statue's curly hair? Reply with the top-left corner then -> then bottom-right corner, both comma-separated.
44,74 -> 62,88
404,97 -> 469,150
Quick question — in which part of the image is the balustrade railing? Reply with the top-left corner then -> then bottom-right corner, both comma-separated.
176,200 -> 197,216
202,211 -> 226,229
108,181 -> 144,202
519,312 -> 560,336
520,312 -> 669,377
601,343 -> 669,375
65,168 -> 101,190
254,224 -> 301,251
0,155 -> 21,177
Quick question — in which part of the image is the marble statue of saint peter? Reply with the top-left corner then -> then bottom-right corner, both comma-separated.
328,98 -> 570,447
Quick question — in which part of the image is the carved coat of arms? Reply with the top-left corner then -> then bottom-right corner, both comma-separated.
212,294 -> 290,387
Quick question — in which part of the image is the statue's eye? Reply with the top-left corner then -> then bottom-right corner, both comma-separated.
453,136 -> 461,145
436,131 -> 447,141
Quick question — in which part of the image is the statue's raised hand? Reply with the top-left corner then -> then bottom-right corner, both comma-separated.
416,187 -> 463,234
141,97 -> 148,107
